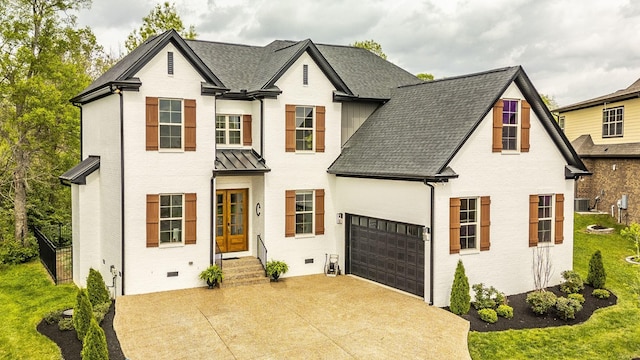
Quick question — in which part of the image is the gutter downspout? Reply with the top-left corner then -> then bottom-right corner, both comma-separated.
118,89 -> 125,295
210,176 -> 215,265
424,181 -> 435,305
72,103 -> 83,161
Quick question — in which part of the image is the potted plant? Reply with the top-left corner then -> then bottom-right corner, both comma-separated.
199,264 -> 223,288
266,260 -> 289,282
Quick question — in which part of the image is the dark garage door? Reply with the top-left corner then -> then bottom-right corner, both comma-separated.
347,214 -> 425,297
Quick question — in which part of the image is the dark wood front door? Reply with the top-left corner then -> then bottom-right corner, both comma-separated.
216,189 -> 248,253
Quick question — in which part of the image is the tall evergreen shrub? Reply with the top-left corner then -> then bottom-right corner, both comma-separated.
81,318 -> 109,360
73,289 -> 93,341
87,268 -> 110,307
587,250 -> 606,289
450,260 -> 470,315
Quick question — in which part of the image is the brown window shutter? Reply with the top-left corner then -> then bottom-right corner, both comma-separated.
316,106 -> 325,152
146,97 -> 159,151
243,114 -> 252,146
449,198 -> 461,254
315,189 -> 325,235
521,100 -> 531,152
185,193 -> 197,245
492,99 -> 503,152
285,105 -> 296,152
480,196 -> 491,251
146,194 -> 159,247
555,194 -> 564,244
529,195 -> 539,247
285,190 -> 295,237
184,99 -> 196,151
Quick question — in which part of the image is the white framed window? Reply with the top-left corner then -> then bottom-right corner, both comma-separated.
216,115 -> 242,146
460,198 -> 478,250
602,106 -> 623,138
159,99 -> 182,149
538,195 -> 553,243
558,116 -> 565,132
295,106 -> 314,151
160,194 -> 183,244
502,99 -> 519,151
295,190 -> 314,234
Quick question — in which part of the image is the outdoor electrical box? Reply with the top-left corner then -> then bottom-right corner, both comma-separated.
621,194 -> 628,210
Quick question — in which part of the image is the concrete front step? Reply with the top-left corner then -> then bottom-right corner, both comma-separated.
221,256 -> 269,288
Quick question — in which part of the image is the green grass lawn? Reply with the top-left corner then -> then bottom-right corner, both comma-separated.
0,261 -> 77,360
468,214 -> 640,359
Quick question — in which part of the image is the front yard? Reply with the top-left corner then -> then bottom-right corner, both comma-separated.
0,261 -> 76,360
468,213 -> 640,359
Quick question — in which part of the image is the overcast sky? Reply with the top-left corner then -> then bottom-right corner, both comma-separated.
76,0 -> 640,107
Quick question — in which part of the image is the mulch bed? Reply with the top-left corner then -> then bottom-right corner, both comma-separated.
456,284 -> 617,332
37,302 -> 125,360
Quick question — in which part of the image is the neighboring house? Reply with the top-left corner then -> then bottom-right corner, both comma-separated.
556,78 -> 640,223
61,30 -> 588,307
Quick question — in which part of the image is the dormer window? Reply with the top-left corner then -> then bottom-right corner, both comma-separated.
167,52 -> 174,75
303,64 -> 308,85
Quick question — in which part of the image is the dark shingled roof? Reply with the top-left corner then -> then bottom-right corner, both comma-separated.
572,134 -> 640,158
59,156 -> 100,185
556,77 -> 640,112
328,66 -> 589,180
73,30 -> 419,104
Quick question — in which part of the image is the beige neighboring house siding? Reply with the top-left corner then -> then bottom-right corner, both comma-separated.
561,97 -> 640,143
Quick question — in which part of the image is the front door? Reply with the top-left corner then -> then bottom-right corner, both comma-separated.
216,189 -> 248,253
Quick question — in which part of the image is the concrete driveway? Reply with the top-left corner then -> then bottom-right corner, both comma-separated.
114,275 -> 470,359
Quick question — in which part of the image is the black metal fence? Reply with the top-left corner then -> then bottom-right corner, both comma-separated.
32,226 -> 73,284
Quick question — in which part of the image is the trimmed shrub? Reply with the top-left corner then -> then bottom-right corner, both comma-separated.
592,289 -> 611,299
478,308 -> 498,323
526,291 -> 557,315
58,317 -> 74,331
87,268 -> 110,307
555,297 -> 583,320
449,260 -> 470,315
568,293 -> 585,305
472,283 -> 507,310
43,310 -> 64,325
73,289 -> 93,341
587,250 -> 606,289
93,302 -> 111,325
560,270 -> 584,294
496,304 -> 514,319
81,318 -> 109,360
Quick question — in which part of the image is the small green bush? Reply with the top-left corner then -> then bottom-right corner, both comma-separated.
87,268 -> 111,307
449,260 -> 470,315
560,270 -> 584,294
472,283 -> 507,310
478,308 -> 498,323
81,318 -> 109,360
568,293 -> 585,305
496,304 -> 514,319
555,297 -> 583,320
42,310 -> 64,325
92,302 -> 111,325
73,289 -> 93,341
587,250 -> 606,289
0,238 -> 38,265
58,317 -> 74,331
526,291 -> 557,315
592,289 -> 611,299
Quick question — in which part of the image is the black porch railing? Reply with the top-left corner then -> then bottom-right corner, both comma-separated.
32,226 -> 73,284
257,234 -> 267,277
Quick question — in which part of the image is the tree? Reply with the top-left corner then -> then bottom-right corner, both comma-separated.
351,40 -> 387,60
450,260 -> 470,315
587,250 -> 606,289
0,0 -> 102,245
417,73 -> 434,81
125,2 -> 197,52
540,93 -> 559,110
621,223 -> 640,262
87,268 -> 111,307
81,318 -> 109,360
73,288 -> 93,341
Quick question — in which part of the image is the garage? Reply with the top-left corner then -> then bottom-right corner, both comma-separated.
346,214 -> 425,297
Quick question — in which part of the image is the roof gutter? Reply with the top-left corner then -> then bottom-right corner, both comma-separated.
555,91 -> 640,113
329,171 -> 457,183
